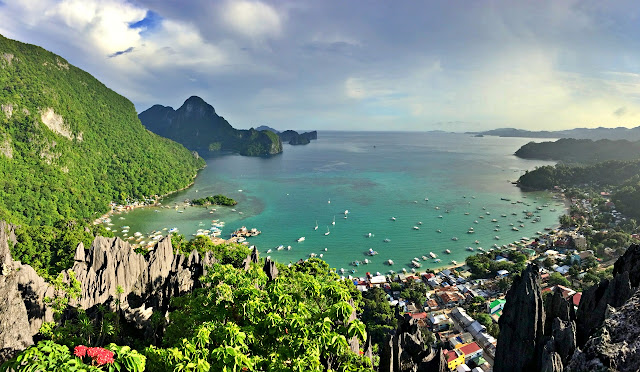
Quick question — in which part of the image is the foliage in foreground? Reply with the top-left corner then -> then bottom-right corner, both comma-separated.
144,259 -> 371,371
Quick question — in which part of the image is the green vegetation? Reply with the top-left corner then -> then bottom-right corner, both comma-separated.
190,194 -> 237,207
465,250 -> 527,279
361,288 -> 397,352
138,96 -> 283,157
515,138 -> 640,163
548,272 -> 571,287
0,34 -> 204,275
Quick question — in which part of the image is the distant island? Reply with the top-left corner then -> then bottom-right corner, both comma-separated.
139,96 -> 283,157
255,125 -> 318,146
515,138 -> 640,163
471,126 -> 640,141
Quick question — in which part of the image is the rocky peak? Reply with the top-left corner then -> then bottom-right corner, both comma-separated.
178,96 -> 217,118
494,263 -> 545,372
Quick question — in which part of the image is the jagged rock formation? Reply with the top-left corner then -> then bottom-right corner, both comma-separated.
495,264 -> 546,372
379,311 -> 447,372
567,289 -> 640,371
263,258 -> 278,281
0,221 -> 34,362
495,245 -> 640,372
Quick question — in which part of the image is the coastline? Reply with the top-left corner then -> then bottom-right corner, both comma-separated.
92,171 -> 201,225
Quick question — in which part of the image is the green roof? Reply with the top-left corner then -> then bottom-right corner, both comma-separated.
490,299 -> 506,308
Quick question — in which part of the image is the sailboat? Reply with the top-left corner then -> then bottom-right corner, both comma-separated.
314,221 -> 318,230
325,226 -> 330,236
332,216 -> 336,226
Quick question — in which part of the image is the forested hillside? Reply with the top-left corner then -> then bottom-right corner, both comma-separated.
0,34 -> 204,226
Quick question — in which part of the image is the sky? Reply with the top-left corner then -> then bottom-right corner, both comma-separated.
2,1 -> 640,132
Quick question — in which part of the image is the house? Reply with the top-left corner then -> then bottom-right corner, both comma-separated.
521,248 -> 536,257
459,342 -> 483,363
487,299 -> 506,314
425,298 -> 439,311
555,285 -> 577,299
554,265 -> 570,275
572,293 -> 582,308
494,255 -> 508,263
451,307 -> 475,328
446,349 -> 465,371
449,333 -> 474,349
467,321 -> 486,337
496,269 -> 509,278
428,312 -> 453,331
456,364 -> 471,372
571,250 -> 594,265
438,290 -> 466,307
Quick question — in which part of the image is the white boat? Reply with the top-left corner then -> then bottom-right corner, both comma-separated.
344,210 -> 349,215
387,259 -> 394,265
435,206 -> 440,210
474,220 -> 479,224
491,219 -> 498,222
467,247 -> 474,251
366,232 -> 373,238
425,197 -> 429,201
438,215 -> 443,218
434,259 -> 441,263
412,261 -> 421,268
414,257 -> 420,261
325,227 -> 330,236
368,248 -> 378,256
364,259 -> 370,264
266,249 -> 272,254
495,236 -> 500,240
512,227 -> 519,231
314,221 -> 318,230
445,249 -> 451,254
451,237 -> 458,241
467,230 -> 474,234
429,252 -> 437,258
436,229 -> 442,233
391,216 -> 396,221
417,221 -> 422,225
328,199 -> 331,204
474,240 -> 480,244
422,255 -> 428,260
277,245 -> 284,251
287,246 -> 292,250
413,226 -> 420,230
384,238 -> 391,242
402,268 -> 407,273
332,216 -> 336,225
451,260 -> 458,265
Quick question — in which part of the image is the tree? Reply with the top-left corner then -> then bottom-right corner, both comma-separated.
548,272 -> 571,287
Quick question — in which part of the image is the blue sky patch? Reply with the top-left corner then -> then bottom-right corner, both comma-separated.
128,10 -> 161,34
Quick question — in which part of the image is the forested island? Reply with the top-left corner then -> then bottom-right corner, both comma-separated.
139,97 -> 283,157
255,125 -> 318,145
515,138 -> 640,163
190,194 -> 237,206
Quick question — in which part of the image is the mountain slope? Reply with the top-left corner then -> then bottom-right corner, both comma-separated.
474,126 -> 640,141
139,96 -> 283,156
0,34 -> 204,226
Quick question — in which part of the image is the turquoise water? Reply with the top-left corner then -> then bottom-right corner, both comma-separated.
107,132 -> 564,275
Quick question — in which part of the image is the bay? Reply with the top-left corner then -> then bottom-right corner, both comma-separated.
108,132 -> 564,275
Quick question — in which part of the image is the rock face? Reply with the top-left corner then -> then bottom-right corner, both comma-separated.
277,130 -> 318,145
494,264 -> 546,372
567,289 -> 640,371
0,222 -> 34,363
379,312 -> 446,372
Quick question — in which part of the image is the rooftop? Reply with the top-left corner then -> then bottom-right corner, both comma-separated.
460,342 -> 482,355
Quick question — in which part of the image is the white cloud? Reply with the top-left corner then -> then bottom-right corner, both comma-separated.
220,0 -> 283,39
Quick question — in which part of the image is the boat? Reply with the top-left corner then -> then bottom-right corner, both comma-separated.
363,259 -> 370,264
352,260 -> 360,267
467,230 -> 474,234
435,206 -> 440,210
297,237 -> 305,242
376,272 -> 382,276
314,221 -> 318,230
474,240 -> 480,244
445,249 -> 451,254
325,227 -> 330,236
384,238 -> 391,242
368,248 -> 378,256
387,259 -> 394,265
495,236 -> 500,240
266,249 -> 272,254
501,214 -> 507,217
491,219 -> 497,222
412,261 -> 421,268
417,221 -> 423,225
402,268 -> 407,273
366,232 -> 373,238
434,259 -> 441,263
494,228 -> 500,231
287,246 -> 292,250
467,247 -> 474,251
344,210 -> 349,215
340,268 -> 345,273
436,229 -> 442,233
414,257 -> 420,262
277,245 -> 284,251
512,227 -> 519,231
438,215 -> 443,218
451,260 -> 457,265
422,255 -> 428,260
474,220 -> 479,224
451,237 -> 458,241
464,212 -> 470,215
332,216 -> 336,225
413,226 -> 420,230
391,216 -> 396,221
425,197 -> 429,201
429,252 -> 437,258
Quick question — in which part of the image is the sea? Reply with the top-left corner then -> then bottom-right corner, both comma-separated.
106,131 -> 565,275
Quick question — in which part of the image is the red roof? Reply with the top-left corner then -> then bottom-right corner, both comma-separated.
459,342 -> 482,355
410,312 -> 428,319
423,273 -> 435,279
572,293 -> 582,306
446,350 -> 459,363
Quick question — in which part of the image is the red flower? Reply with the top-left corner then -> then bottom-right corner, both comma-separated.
85,347 -> 115,365
74,345 -> 88,358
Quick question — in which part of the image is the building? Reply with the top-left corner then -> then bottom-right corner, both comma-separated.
449,333 -> 474,349
496,269 -> 509,278
459,342 -> 483,363
446,349 -> 465,371
456,364 -> 471,372
487,299 -> 506,314
438,290 -> 466,307
467,321 -> 486,337
428,312 -> 453,331
451,307 -> 475,328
